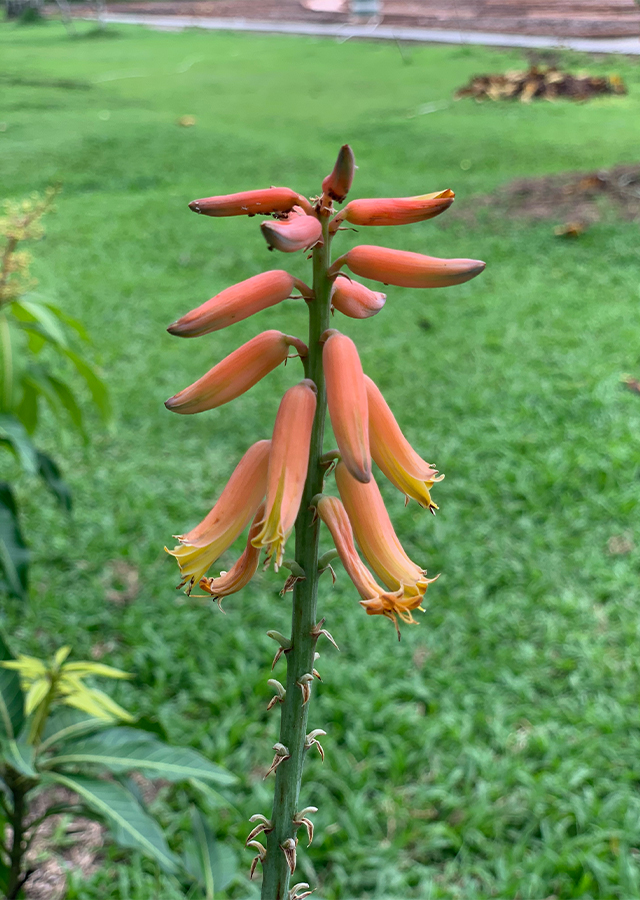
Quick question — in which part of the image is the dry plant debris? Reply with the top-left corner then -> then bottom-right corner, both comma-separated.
456,66 -> 627,103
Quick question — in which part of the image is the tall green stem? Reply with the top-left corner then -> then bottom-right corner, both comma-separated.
261,217 -> 333,900
6,777 -> 26,900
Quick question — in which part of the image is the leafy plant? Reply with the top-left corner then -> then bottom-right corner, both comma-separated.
0,189 -> 111,598
0,635 -> 238,899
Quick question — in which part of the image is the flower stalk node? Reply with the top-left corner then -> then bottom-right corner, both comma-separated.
289,883 -> 315,900
265,743 -> 291,778
246,815 -> 274,843
266,679 -> 287,710
293,807 -> 318,846
248,840 -> 267,879
280,837 -> 298,875
297,673 -> 314,705
311,619 -> 340,652
304,729 -> 327,761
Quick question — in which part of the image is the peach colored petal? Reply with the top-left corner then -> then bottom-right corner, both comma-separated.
323,330 -> 371,483
261,211 -> 323,253
340,190 -> 454,227
199,502 -> 265,606
189,187 -> 310,217
330,276 -> 386,320
168,271 -> 295,337
365,376 -> 443,509
252,380 -> 317,570
165,330 -> 308,415
330,245 -> 485,289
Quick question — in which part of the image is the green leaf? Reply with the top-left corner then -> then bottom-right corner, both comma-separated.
36,451 -> 72,511
13,300 -> 69,349
1,737 -> 37,779
42,772 -> 179,873
182,806 -> 237,897
39,707 -> 111,755
44,727 -> 237,786
43,302 -> 89,342
0,414 -> 38,475
0,482 -> 29,599
0,633 -> 24,740
14,380 -> 39,434
45,375 -> 85,436
62,348 -> 112,423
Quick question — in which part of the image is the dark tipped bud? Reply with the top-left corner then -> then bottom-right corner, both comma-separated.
322,145 -> 355,203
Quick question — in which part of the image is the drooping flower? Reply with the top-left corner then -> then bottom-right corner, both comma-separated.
335,461 -> 436,599
321,145 -> 356,204
322,330 -> 371,483
252,380 -> 317,570
168,271 -> 295,337
188,187 -> 312,218
167,440 -> 270,592
261,208 -> 323,253
330,275 -> 386,320
165,330 -> 308,415
329,245 -> 485,288
314,494 -> 424,633
331,189 -> 454,230
199,502 -> 265,608
365,376 -> 443,510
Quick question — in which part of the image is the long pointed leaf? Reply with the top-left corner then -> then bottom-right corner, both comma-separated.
36,451 -> 72,511
44,727 -> 236,785
0,415 -> 39,475
13,300 -> 69,349
183,806 -> 237,896
0,482 -> 29,599
39,707 -> 111,754
62,348 -> 112,422
1,737 -> 37,778
43,772 -> 179,873
0,633 -> 24,740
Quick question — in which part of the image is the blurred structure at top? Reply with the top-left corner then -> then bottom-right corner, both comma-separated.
92,0 -> 640,39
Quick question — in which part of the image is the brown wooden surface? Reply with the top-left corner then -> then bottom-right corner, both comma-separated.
83,0 -> 640,38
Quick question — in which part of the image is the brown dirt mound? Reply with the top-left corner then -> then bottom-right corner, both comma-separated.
471,163 -> 640,226
456,66 -> 627,102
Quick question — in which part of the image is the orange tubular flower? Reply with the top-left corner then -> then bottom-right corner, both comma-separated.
188,187 -> 312,217
322,330 -> 371,483
252,380 -> 317,570
330,275 -> 386,320
167,440 -> 270,592
329,245 -> 485,289
322,144 -> 356,203
165,330 -> 308,415
168,271 -> 295,338
261,209 -> 323,253
365,376 -> 443,510
199,502 -> 265,608
314,494 -> 423,632
332,189 -> 454,230
335,461 -> 436,599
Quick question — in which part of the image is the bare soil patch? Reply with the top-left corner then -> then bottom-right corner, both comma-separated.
466,163 -> 640,227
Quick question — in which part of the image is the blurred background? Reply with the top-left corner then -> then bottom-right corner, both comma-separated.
2,3 -> 640,898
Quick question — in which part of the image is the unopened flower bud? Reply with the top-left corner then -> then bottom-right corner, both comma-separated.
168,270 -> 295,337
336,189 -> 454,227
165,330 -> 307,415
322,144 -> 355,203
189,187 -> 308,217
261,209 -> 323,253
330,245 -> 485,289
330,275 -> 386,319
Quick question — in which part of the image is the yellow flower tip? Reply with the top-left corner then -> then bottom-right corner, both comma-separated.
251,380 -> 317,568
168,270 -> 295,338
341,189 -> 454,227
260,209 -> 323,253
335,461 -> 430,594
165,330 -> 307,415
168,440 -> 270,591
323,331 -> 371,484
322,144 -> 356,203
365,375 -> 443,507
188,187 -> 304,218
340,245 -> 486,289
198,502 -> 266,606
330,275 -> 386,320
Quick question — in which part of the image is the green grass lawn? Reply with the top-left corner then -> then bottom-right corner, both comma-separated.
2,17 -> 640,899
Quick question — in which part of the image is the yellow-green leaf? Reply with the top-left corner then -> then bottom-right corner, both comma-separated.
25,677 -> 50,715
63,662 -> 131,680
